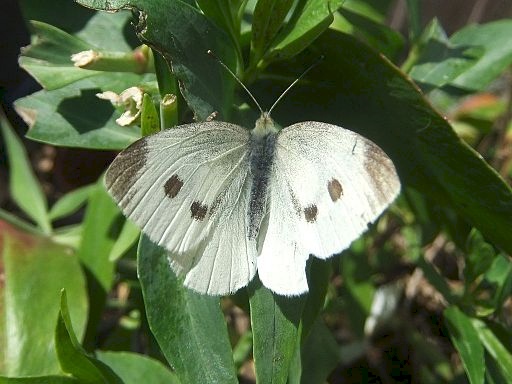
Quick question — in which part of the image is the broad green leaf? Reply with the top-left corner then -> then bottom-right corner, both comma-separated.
108,219 -> 140,261
266,0 -> 344,62
19,0 -> 95,34
75,0 -> 237,121
0,376 -> 78,383
1,118 -> 51,234
472,318 -> 512,381
55,291 -> 123,383
407,19 -> 482,89
138,235 -> 238,384
336,7 -> 404,59
251,0 -> 294,65
451,20 -> 512,91
249,280 -> 305,384
252,29 -> 512,254
95,351 -> 181,384
300,319 -> 340,384
49,185 -> 94,221
0,221 -> 87,376
444,307 -> 484,384
77,180 -> 123,349
20,21 -> 102,90
14,73 -> 148,150
75,10 -> 135,52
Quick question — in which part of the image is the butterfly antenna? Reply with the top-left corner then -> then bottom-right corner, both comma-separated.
268,56 -> 325,115
207,50 -> 264,115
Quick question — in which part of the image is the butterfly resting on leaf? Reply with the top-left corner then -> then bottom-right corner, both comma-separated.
105,63 -> 401,297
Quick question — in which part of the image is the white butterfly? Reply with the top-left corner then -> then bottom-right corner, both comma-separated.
105,59 -> 400,296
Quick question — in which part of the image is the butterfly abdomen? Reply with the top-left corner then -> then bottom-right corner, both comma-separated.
247,132 -> 277,239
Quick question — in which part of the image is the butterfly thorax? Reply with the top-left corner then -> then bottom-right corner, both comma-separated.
253,112 -> 279,137
247,113 -> 278,239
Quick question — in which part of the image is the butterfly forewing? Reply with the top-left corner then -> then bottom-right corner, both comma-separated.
105,122 -> 257,294
257,122 -> 400,295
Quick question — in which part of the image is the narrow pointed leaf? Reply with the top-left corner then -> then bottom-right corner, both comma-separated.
0,221 -> 87,376
1,119 -> 51,233
444,307 -> 485,384
55,291 -> 123,383
49,185 -> 94,221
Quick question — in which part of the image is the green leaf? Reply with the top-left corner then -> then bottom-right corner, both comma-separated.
418,255 -> 455,304
266,0 -> 344,62
251,0 -> 294,64
108,219 -> 140,261
249,280 -> 306,384
19,21 -> 102,90
77,180 -> 123,348
75,0 -> 237,120
300,259 -> 331,338
14,73 -> 147,150
483,255 -> 512,312
0,376 -> 78,383
49,185 -> 94,221
138,235 -> 238,384
1,118 -> 51,234
444,307 -> 485,384
337,7 -> 404,59
55,291 -> 123,383
75,10 -> 135,52
18,0 -> 95,34
196,0 -> 242,65
407,19 -> 482,88
472,318 -> 512,381
253,29 -> 512,254
464,228 -> 496,285
300,319 -> 340,384
340,250 -> 374,337
0,221 -> 88,376
95,351 -> 181,384
451,20 -> 512,91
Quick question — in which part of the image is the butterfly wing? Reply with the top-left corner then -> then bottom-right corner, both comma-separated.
105,122 -> 257,295
257,121 -> 400,295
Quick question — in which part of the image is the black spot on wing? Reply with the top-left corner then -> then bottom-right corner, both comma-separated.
304,204 -> 318,223
105,138 -> 148,207
191,201 -> 208,221
164,174 -> 183,198
328,178 -> 343,202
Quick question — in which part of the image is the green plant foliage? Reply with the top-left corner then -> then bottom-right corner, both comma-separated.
1,119 -> 51,233
76,0 -> 237,121
249,280 -> 306,384
138,235 -> 238,384
0,223 -> 88,376
55,291 -> 123,383
95,351 -> 180,384
3,1 -> 512,383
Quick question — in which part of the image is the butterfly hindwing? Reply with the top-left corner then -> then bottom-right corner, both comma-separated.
105,122 -> 257,295
257,121 -> 400,295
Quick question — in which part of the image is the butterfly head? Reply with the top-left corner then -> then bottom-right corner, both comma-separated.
253,112 -> 278,137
